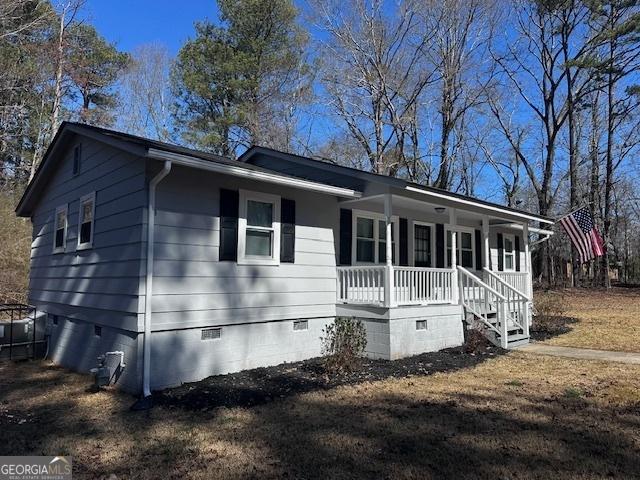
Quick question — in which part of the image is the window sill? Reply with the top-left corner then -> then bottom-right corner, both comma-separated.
77,243 -> 93,251
52,248 -> 65,255
237,256 -> 280,266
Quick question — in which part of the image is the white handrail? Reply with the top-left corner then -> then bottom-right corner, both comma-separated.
457,266 -> 506,301
483,269 -> 528,299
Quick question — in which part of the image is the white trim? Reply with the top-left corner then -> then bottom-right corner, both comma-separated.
405,185 -> 554,224
147,149 -> 361,199
351,209 -> 399,265
52,204 -> 68,254
411,221 -> 436,268
76,191 -> 96,251
238,189 -> 281,266
503,233 -> 516,271
445,225 -> 476,270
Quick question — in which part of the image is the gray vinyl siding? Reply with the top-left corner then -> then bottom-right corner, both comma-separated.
27,138 -> 146,332
147,164 -> 340,331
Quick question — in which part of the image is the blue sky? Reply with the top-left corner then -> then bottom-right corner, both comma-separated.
82,0 -> 218,55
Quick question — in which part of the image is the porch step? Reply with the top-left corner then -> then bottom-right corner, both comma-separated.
506,334 -> 530,348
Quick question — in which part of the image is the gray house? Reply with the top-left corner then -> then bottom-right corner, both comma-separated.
16,122 -> 554,396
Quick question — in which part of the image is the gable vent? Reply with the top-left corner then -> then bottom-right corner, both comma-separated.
201,327 -> 222,340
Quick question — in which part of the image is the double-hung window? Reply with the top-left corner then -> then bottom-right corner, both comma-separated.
53,205 -> 68,254
238,190 -> 280,265
77,192 -> 95,250
353,213 -> 396,264
446,229 -> 474,269
503,234 -> 515,271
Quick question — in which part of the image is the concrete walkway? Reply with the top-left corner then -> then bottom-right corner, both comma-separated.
516,343 -> 640,365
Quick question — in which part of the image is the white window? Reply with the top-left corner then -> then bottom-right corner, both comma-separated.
446,228 -> 475,269
503,234 -> 515,271
238,190 -> 280,265
53,205 -> 68,254
352,211 -> 398,264
77,192 -> 95,250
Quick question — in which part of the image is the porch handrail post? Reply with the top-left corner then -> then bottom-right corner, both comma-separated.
450,208 -> 459,304
482,216 -> 490,275
384,193 -> 396,307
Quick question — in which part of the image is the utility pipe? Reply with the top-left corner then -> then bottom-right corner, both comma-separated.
142,160 -> 171,398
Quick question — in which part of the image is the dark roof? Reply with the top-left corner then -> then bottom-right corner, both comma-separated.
16,122 -> 322,216
240,145 -> 554,223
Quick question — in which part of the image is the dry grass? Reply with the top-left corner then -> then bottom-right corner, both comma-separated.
536,287 -> 640,352
2,352 -> 639,479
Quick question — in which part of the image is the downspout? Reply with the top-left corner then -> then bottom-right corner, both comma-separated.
142,160 -> 172,398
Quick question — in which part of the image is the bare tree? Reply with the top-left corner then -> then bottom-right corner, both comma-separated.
312,0 -> 437,175
117,43 -> 174,141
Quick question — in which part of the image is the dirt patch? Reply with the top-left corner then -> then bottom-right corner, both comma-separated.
156,346 -> 504,411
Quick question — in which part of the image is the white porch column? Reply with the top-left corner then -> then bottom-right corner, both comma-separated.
384,194 -> 396,307
523,221 -> 532,300
482,216 -> 490,271
449,208 -> 459,304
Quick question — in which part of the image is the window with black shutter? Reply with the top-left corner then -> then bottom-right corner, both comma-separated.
280,198 -> 295,263
219,189 -> 239,261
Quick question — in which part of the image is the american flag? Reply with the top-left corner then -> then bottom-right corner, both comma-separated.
559,207 -> 605,263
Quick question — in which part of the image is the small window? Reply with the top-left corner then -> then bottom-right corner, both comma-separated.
73,144 -> 81,175
416,320 -> 427,330
53,205 -> 68,253
504,235 -> 515,271
447,230 -> 474,269
77,193 -> 95,249
356,217 -> 375,262
94,325 -> 102,337
354,214 -> 397,264
49,314 -> 59,326
293,320 -> 308,331
238,190 -> 280,265
201,327 -> 222,340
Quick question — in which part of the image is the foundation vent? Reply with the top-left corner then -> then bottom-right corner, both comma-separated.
416,320 -> 427,331
293,320 -> 308,331
201,327 -> 222,340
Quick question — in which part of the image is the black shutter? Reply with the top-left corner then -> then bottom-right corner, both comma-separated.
515,235 -> 521,271
497,233 -> 504,271
436,223 -> 445,268
339,209 -> 352,265
475,229 -> 482,271
219,189 -> 239,261
399,218 -> 408,266
280,199 -> 295,263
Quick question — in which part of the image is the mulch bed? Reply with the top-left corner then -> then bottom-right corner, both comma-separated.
155,345 -> 505,411
530,315 -> 578,342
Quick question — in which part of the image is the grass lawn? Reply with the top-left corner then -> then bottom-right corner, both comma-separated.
1,352 -> 639,479
536,287 -> 640,352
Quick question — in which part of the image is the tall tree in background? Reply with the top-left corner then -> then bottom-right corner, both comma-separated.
66,23 -> 130,126
586,0 -> 640,287
117,43 -> 174,141
172,0 -> 309,156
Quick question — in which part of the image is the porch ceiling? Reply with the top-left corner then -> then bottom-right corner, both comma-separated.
342,192 -> 538,226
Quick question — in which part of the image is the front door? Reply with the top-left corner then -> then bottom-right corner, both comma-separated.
414,224 -> 432,267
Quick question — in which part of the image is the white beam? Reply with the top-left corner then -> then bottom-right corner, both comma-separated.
482,216 -> 490,270
384,194 -> 395,307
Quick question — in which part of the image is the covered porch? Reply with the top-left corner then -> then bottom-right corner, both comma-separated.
335,191 -> 536,308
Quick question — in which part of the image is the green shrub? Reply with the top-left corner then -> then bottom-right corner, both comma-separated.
321,317 -> 367,373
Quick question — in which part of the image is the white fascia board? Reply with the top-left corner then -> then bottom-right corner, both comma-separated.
405,185 -> 554,224
503,223 -> 555,236
147,148 -> 362,199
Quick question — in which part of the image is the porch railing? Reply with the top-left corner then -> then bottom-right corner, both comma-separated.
483,268 -> 530,337
336,266 -> 455,306
394,267 -> 454,305
491,271 -> 530,298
